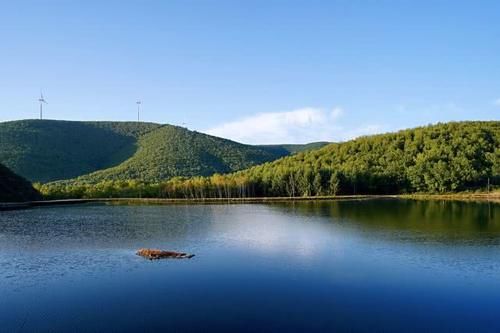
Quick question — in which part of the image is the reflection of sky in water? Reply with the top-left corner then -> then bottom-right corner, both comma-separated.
207,205 -> 342,259
1,200 -> 500,332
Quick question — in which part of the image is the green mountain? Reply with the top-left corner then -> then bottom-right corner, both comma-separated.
73,124 -> 291,183
0,163 -> 41,202
0,119 -> 297,183
232,121 -> 499,194
0,120 -> 160,182
38,121 -> 500,199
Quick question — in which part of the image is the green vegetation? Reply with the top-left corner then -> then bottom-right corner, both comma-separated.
38,121 -> 499,199
0,120 -> 293,183
0,120 -> 160,182
0,163 -> 41,202
70,125 -> 290,183
258,142 -> 330,155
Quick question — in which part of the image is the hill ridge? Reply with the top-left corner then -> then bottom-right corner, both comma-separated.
0,119 -> 323,183
37,121 -> 500,199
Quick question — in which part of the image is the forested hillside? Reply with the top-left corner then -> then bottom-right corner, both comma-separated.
0,120 -> 296,183
38,121 -> 499,199
0,120 -> 160,182
0,163 -> 41,202
258,142 -> 330,155
236,121 -> 499,195
68,125 -> 289,183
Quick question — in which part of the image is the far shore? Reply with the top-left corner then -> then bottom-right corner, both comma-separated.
1,192 -> 499,211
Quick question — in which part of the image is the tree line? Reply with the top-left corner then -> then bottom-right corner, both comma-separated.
37,121 -> 499,199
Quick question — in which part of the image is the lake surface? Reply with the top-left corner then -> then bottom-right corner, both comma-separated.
1,199 -> 499,332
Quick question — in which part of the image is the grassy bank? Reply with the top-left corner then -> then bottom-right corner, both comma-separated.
400,191 -> 500,203
3,192 -> 499,211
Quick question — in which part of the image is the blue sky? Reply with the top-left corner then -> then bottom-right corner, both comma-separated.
1,0 -> 499,144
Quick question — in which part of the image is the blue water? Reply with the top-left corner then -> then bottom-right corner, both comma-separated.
1,199 -> 499,332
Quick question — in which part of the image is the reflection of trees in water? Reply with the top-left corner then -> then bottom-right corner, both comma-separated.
118,204 -> 216,244
1,201 -> 498,249
269,199 -> 500,240
0,204 -> 220,250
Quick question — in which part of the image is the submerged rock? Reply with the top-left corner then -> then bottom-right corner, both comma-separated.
136,248 -> 195,260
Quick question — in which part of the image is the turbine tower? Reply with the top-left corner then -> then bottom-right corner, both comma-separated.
38,92 -> 47,120
136,100 -> 142,122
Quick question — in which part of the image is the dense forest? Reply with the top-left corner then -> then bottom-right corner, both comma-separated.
0,120 -> 161,182
0,163 -> 41,202
70,125 -> 291,182
0,120 -> 315,183
38,121 -> 499,199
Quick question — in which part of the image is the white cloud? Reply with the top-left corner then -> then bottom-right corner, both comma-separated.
204,107 -> 381,144
494,98 -> 500,106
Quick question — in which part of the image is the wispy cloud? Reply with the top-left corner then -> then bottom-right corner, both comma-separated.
494,98 -> 500,106
204,107 -> 381,144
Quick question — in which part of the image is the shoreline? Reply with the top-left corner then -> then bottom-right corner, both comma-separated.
399,192 -> 500,202
1,193 -> 499,211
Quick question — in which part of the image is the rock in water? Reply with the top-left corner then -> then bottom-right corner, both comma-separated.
136,248 -> 195,260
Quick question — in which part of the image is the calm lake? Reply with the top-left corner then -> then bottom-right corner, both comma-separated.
1,199 -> 499,332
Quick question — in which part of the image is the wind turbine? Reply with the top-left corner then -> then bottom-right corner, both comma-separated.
136,101 -> 142,122
38,92 -> 47,120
